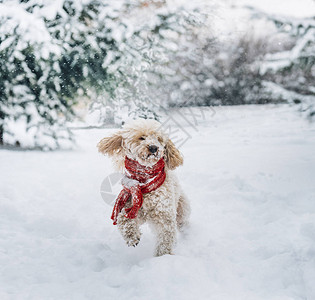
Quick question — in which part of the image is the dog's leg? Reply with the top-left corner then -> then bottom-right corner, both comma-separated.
150,213 -> 177,256
176,194 -> 191,232
117,210 -> 141,247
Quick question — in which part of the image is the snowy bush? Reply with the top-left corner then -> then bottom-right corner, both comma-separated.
258,12 -> 315,119
141,6 -> 312,109
157,33 -> 274,107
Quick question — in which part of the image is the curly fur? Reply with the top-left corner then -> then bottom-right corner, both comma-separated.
98,119 -> 190,256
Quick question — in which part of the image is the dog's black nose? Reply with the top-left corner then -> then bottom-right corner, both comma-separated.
148,145 -> 158,153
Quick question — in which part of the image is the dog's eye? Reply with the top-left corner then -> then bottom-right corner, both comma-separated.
139,136 -> 145,141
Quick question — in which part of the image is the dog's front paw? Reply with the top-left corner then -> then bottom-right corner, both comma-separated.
126,235 -> 141,247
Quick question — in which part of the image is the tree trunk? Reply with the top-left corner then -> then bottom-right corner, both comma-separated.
0,125 -> 3,145
0,111 -> 4,145
0,109 -> 5,145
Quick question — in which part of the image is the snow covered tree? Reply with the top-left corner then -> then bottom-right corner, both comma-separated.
89,0 -> 209,125
0,0 -> 126,149
255,11 -> 315,119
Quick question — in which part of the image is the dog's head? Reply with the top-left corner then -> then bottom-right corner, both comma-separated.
97,119 -> 183,169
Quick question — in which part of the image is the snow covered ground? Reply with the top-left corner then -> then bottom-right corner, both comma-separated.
1,104 -> 315,300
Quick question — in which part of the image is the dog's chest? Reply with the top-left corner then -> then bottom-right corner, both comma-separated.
141,188 -> 163,212
140,175 -> 175,214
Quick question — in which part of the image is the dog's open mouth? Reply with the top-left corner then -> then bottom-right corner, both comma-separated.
147,152 -> 158,159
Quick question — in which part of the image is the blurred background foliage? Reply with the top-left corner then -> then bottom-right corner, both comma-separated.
0,0 -> 314,149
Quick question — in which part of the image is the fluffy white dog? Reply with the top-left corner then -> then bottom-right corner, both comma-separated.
98,119 -> 190,256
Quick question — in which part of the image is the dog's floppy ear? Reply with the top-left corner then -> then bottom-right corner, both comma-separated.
97,132 -> 123,156
165,139 -> 183,170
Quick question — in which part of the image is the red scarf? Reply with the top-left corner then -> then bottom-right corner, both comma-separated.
111,156 -> 166,225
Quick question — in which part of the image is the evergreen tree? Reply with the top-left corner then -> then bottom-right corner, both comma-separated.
0,0 -> 125,149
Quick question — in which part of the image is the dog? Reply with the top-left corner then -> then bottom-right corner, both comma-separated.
97,119 -> 190,256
